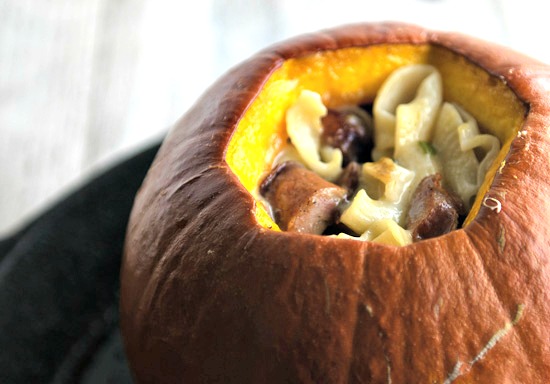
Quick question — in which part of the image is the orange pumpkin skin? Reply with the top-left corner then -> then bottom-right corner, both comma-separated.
120,23 -> 550,383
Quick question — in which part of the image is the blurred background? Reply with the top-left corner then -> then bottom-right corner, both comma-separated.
0,0 -> 548,236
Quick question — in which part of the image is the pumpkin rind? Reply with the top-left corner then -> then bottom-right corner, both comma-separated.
120,22 -> 550,383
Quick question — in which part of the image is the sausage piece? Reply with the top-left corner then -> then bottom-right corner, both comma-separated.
321,108 -> 372,165
336,161 -> 361,195
260,161 -> 347,234
406,174 -> 466,242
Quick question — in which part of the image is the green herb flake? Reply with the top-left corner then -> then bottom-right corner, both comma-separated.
418,141 -> 437,155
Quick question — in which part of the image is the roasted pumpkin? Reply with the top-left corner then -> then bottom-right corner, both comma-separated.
121,22 -> 550,383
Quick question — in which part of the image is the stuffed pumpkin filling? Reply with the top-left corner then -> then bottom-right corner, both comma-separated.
225,44 -> 526,245
260,64 -> 501,245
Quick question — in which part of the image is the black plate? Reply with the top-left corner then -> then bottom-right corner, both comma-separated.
0,142 -> 161,384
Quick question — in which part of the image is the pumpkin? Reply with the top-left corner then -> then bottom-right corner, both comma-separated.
120,22 -> 550,383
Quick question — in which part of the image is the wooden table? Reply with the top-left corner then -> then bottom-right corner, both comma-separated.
1,0 -> 548,236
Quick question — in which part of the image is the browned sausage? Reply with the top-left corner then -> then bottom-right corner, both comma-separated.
321,108 -> 372,165
260,161 -> 347,234
406,173 -> 466,241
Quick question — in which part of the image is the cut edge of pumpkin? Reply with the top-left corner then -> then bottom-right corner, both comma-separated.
225,43 -> 527,235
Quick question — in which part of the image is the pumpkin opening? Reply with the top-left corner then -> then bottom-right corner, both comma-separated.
225,43 -> 526,235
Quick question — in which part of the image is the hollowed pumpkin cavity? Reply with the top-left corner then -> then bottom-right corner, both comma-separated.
225,44 -> 526,233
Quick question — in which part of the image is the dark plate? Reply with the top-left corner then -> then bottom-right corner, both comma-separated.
0,142 -> 161,384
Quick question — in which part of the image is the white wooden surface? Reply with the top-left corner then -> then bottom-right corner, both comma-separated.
1,0 -> 549,236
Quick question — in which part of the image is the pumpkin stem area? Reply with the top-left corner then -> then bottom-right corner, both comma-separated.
225,44 -> 526,245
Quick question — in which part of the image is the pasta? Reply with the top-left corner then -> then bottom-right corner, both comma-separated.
361,157 -> 415,205
286,90 -> 343,182
340,189 -> 403,234
336,219 -> 412,246
373,65 -> 442,161
374,65 -> 443,189
432,103 -> 501,208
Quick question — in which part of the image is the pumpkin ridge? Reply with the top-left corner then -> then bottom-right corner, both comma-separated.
138,166 -> 240,311
360,306 -> 393,383
163,165 -> 221,200
343,250 -> 367,383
